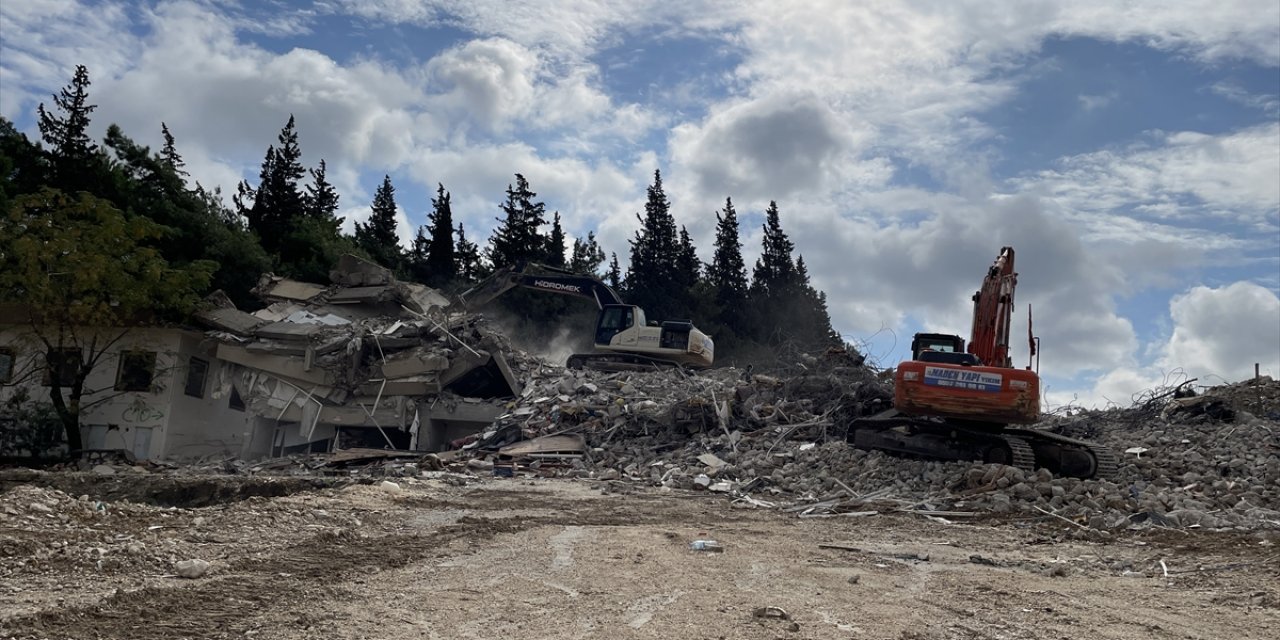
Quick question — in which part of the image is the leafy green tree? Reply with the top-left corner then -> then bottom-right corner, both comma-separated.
0,188 -> 214,451
487,173 -> 547,269
568,231 -> 606,276
37,65 -> 105,194
355,175 -> 404,271
625,169 -> 682,320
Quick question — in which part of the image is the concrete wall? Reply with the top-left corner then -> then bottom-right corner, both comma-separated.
0,326 -> 251,461
160,332 -> 255,460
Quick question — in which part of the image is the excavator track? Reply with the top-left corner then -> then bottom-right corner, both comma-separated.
566,352 -> 685,373
848,411 -> 1116,479
1004,427 -> 1119,480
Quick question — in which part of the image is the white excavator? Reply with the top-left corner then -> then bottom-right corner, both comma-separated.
461,263 -> 714,370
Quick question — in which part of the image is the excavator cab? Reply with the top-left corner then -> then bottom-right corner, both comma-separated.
595,305 -> 639,345
911,333 -> 980,366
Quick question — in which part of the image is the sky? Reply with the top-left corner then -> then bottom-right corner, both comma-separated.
2,0 -> 1278,410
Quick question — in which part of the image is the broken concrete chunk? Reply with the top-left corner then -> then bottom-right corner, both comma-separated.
254,320 -> 325,342
253,275 -> 326,302
329,253 -> 394,286
329,286 -> 398,305
195,307 -> 269,336
377,347 -> 451,379
697,453 -> 727,469
397,282 -> 451,315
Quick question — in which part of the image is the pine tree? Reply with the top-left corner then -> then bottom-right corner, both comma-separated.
488,174 -> 547,268
238,115 -> 307,257
569,232 -> 606,275
408,225 -> 431,283
747,202 -> 837,348
606,252 -> 622,290
37,65 -> 103,194
159,122 -> 187,179
707,197 -> 749,330
279,158 -> 351,283
304,159 -> 340,222
455,223 -> 482,283
626,169 -> 682,320
545,212 -> 567,267
355,175 -> 404,270
750,201 -> 798,298
417,183 -> 457,286
795,255 -> 839,346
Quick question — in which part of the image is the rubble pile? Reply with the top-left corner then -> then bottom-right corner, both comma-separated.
460,354 -> 1279,531
196,254 -> 522,455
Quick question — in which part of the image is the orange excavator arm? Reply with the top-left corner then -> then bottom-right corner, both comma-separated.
968,246 -> 1017,368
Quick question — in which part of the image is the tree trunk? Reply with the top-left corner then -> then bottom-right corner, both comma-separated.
46,377 -> 85,456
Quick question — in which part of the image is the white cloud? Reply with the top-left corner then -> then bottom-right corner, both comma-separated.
1077,92 -> 1117,112
1162,282 -> 1280,382
1046,281 -> 1280,409
1012,124 -> 1280,230
425,38 -> 539,133
0,0 -> 136,118
669,92 -> 872,203
1211,81 -> 1280,115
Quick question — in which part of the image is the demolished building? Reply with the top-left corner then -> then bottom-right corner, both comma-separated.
194,254 -> 522,459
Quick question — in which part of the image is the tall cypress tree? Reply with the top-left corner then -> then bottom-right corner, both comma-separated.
424,183 -> 458,285
409,225 -> 431,284
455,223 -> 482,283
487,173 -> 547,268
545,212 -> 567,267
747,201 -> 837,347
626,169 -> 681,320
355,175 -> 403,271
707,197 -> 750,341
238,115 -> 306,257
795,255 -> 840,346
606,252 -> 622,290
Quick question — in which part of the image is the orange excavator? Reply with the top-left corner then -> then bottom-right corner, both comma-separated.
851,247 -> 1116,479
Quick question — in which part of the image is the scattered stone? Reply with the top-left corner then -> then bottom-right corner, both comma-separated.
175,559 -> 212,579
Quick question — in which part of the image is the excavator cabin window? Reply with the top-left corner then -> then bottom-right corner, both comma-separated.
596,306 -> 633,345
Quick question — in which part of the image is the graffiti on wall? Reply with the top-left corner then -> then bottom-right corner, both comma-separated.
121,397 -> 165,424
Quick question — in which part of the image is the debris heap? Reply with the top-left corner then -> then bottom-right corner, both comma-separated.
458,352 -> 1279,531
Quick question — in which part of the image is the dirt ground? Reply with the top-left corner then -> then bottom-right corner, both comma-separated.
2,473 -> 1278,640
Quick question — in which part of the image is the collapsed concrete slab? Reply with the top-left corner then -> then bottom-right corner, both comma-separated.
194,254 -> 521,460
